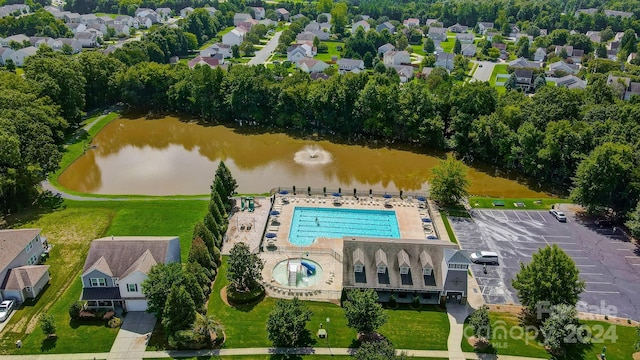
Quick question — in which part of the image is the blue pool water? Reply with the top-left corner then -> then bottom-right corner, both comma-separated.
288,207 -> 400,246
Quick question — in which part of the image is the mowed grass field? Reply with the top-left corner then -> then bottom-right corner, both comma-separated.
0,199 -> 207,354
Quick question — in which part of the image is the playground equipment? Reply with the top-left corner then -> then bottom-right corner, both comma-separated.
247,196 -> 255,212
240,197 -> 246,211
301,260 -> 317,275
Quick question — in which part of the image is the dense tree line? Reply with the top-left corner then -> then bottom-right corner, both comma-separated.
0,9 -> 71,38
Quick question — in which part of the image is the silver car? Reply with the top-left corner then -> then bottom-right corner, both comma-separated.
0,300 -> 15,322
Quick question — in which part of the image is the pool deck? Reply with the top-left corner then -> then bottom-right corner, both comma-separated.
243,195 -> 451,301
222,196 -> 271,255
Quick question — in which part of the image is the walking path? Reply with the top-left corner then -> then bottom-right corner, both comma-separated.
446,303 -> 471,360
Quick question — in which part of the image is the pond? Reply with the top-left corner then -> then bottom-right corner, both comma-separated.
58,116 -> 549,197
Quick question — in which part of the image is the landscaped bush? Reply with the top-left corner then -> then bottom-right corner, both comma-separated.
108,317 -> 122,328
69,302 -> 82,320
78,308 -> 115,322
226,286 -> 264,305
103,310 -> 115,320
168,329 -> 209,349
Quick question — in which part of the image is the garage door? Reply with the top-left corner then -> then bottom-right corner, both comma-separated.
126,300 -> 148,311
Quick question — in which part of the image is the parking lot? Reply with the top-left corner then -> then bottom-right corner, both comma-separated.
451,209 -> 640,320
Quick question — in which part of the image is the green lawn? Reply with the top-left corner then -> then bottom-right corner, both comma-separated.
469,197 -> 569,210
410,44 -> 426,56
488,64 -> 508,86
315,41 -> 344,62
462,312 -> 638,360
197,258 -> 449,351
440,216 -> 458,244
440,39 -> 454,53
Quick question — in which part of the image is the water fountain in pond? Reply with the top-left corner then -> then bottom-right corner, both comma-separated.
293,145 -> 332,166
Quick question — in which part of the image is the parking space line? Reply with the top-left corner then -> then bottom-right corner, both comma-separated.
578,265 -> 597,267
498,211 -> 508,221
585,281 -> 612,284
585,290 -> 620,294
526,212 -> 536,221
542,235 -> 572,238
536,212 -> 547,222
514,211 -> 524,221
571,257 -> 589,259
581,273 -> 603,275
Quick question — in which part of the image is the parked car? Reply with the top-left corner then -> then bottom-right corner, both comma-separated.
0,300 -> 15,322
550,209 -> 567,222
470,251 -> 499,264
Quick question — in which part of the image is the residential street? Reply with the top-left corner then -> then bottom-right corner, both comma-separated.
248,30 -> 282,65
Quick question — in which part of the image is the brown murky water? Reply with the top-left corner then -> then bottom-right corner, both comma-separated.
58,117 -> 550,197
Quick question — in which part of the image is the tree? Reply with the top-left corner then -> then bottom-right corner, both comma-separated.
620,29 -> 637,55
232,44 -> 240,58
214,160 -> 238,199
541,304 -> 583,355
468,305 -> 491,343
330,2 -> 347,34
193,313 -> 223,345
193,221 -> 216,256
512,245 -> 585,316
625,201 -> 640,239
317,0 -> 333,13
162,284 -> 196,334
142,262 -> 183,319
504,72 -> 517,91
266,297 -> 312,347
453,38 -> 462,54
183,271 -> 206,313
533,74 -> 546,91
423,38 -> 435,54
429,155 -> 470,206
596,43 -> 607,58
343,289 -> 388,335
355,340 -> 408,360
39,313 -> 56,336
227,242 -> 264,293
570,142 -> 640,216
396,35 -> 408,52
517,40 -> 529,58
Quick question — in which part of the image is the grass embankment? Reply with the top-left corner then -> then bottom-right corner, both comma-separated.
0,199 -> 207,354
469,197 -> 569,210
193,259 -> 449,351
461,311 -> 638,359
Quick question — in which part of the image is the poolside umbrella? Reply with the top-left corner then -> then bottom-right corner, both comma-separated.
353,188 -> 357,197
422,218 -> 432,223
293,186 -> 296,195
308,186 -> 311,196
265,233 -> 277,239
323,187 -> 327,196
338,187 -> 342,194
383,193 -> 392,199
270,210 -> 280,216
332,192 -> 341,197
399,190 -> 403,199
279,190 -> 289,195
417,196 -> 426,201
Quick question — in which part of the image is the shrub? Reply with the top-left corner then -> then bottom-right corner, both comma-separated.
108,317 -> 122,328
68,302 -> 82,320
103,310 -> 116,320
168,329 -> 209,349
226,286 -> 264,305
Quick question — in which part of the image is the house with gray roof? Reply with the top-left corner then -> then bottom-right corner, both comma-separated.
508,57 -> 542,69
80,236 -> 180,311
0,229 -> 50,303
9,45 -> 38,66
427,27 -> 447,42
448,23 -> 468,33
455,33 -> 474,43
555,75 -> 586,89
0,47 -> 15,65
337,58 -> 364,74
376,21 -> 395,34
342,237 -> 470,303
377,43 -> 395,55
435,52 -> 454,71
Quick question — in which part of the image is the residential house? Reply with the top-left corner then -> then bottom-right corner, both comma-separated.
87,23 -> 108,35
64,12 -> 81,23
296,58 -> 330,73
80,236 -> 180,311
574,8 -> 598,16
260,19 -> 277,27
74,31 -> 99,47
113,24 -> 130,36
604,10 -> 633,18
513,33 -> 533,44
305,21 -> 331,33
287,45 -> 308,62
508,57 -> 542,69
435,52 -> 454,71
571,49 -> 584,63
201,43 -> 231,58
586,31 -> 602,43
156,7 -> 171,21
98,15 -> 113,25
461,43 -> 477,56
29,36 -> 50,47
310,72 -> 330,80
448,23 -> 468,33
555,75 -> 586,89
540,29 -> 548,36
514,69 -> 534,92
80,14 -> 100,25
377,43 -> 395,55
352,20 -> 370,34
9,46 -> 38,66
188,56 -> 222,69
607,75 -> 640,100
135,16 -> 153,29
275,8 -> 289,21
548,60 -> 579,75
477,22 -> 494,34
614,32 -> 625,42
1,33 -> 29,47
135,7 -> 153,16
0,229 -> 50,302
534,47 -> 547,62
428,27 -> 447,42
222,27 -> 246,46
403,18 -> 420,27
0,47 -> 15,65
180,7 -> 194,18
342,237 -> 470,304
376,21 -> 395,34
337,58 -> 364,74
388,64 -> 415,82
297,30 -> 328,42
290,14 -> 305,21
250,7 -> 265,20
485,31 -> 500,42
234,13 -> 252,26
455,33 -> 474,44
59,38 -> 83,53
383,50 -> 410,65
0,4 -> 30,17
425,19 -> 440,27
421,67 -> 434,78
317,12 -> 331,23
115,15 -> 134,27
555,45 -> 574,57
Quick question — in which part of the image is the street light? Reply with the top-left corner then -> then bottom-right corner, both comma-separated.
326,317 -> 332,356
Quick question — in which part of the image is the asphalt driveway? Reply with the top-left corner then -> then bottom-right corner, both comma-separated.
451,209 -> 640,320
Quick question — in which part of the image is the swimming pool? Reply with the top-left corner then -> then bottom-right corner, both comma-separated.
288,207 -> 400,246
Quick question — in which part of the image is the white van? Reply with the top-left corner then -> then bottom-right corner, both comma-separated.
470,251 -> 499,265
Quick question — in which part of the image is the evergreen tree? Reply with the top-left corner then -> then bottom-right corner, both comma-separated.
183,271 -> 206,313
453,38 -> 462,54
214,160 -> 238,198
188,237 -> 216,272
193,221 -> 216,256
204,212 -> 222,247
533,74 -> 546,91
227,242 -> 264,293
504,72 -> 517,91
423,38 -> 435,53
162,284 -> 196,334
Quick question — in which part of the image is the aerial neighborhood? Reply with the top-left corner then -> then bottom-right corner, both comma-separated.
2,0 -> 640,359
